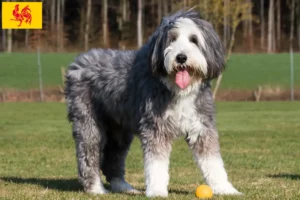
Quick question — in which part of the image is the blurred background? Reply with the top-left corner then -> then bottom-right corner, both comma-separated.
0,0 -> 299,102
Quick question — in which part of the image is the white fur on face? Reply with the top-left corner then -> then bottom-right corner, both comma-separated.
164,17 -> 208,76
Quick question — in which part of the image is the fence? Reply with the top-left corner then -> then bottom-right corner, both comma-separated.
0,51 -> 299,102
0,49 -> 73,102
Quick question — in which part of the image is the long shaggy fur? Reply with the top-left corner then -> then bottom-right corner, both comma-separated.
65,10 -> 241,197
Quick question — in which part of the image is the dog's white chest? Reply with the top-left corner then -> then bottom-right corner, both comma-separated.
164,94 -> 204,136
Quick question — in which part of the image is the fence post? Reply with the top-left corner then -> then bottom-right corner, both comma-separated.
0,89 -> 5,102
290,48 -> 294,101
61,66 -> 66,86
37,47 -> 44,102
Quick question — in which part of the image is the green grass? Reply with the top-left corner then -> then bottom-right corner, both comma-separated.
0,53 -> 299,90
1,102 -> 300,199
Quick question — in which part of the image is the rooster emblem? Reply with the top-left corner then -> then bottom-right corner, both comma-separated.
10,4 -> 32,27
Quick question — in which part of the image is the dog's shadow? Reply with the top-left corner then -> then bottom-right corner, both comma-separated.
0,177 -> 82,192
267,173 -> 300,180
1,176 -> 191,195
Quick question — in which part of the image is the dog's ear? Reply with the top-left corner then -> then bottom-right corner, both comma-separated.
148,19 -> 170,77
193,19 -> 226,80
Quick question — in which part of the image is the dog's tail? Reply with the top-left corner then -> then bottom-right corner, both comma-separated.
64,50 -> 97,123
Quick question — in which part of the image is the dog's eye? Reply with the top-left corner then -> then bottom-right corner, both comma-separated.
189,35 -> 198,45
170,36 -> 177,43
169,32 -> 177,43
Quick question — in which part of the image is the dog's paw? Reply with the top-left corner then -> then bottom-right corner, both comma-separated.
211,182 -> 242,195
87,186 -> 109,195
146,188 -> 168,198
124,188 -> 142,194
110,178 -> 141,194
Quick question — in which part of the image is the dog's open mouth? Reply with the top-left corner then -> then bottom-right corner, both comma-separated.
175,69 -> 190,89
173,65 -> 202,89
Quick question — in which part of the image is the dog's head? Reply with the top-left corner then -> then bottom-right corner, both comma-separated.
147,10 -> 225,95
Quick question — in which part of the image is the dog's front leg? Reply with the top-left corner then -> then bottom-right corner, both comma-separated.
186,129 -> 241,195
140,132 -> 172,198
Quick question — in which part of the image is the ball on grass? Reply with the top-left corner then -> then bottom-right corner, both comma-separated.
195,184 -> 213,199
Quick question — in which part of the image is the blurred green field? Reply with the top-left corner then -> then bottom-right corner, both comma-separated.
0,102 -> 300,199
0,53 -> 299,90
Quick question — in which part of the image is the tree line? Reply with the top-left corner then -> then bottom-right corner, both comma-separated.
0,0 -> 299,53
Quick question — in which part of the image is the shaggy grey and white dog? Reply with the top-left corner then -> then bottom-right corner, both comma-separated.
65,10 -> 241,197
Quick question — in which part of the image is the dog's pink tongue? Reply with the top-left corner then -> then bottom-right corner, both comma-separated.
175,70 -> 190,89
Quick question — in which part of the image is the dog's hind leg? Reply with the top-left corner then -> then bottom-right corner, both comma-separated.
72,118 -> 108,194
101,127 -> 140,194
67,89 -> 108,194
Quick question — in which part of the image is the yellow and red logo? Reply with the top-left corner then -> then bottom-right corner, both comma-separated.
2,2 -> 42,29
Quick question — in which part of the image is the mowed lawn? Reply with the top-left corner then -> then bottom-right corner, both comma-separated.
0,53 -> 299,90
0,102 -> 300,199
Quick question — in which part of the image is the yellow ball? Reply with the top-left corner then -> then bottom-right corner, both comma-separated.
195,185 -> 213,199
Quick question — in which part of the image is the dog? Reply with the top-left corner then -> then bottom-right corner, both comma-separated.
65,10 -> 241,197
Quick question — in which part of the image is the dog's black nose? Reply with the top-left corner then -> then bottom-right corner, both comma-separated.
176,54 -> 187,64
